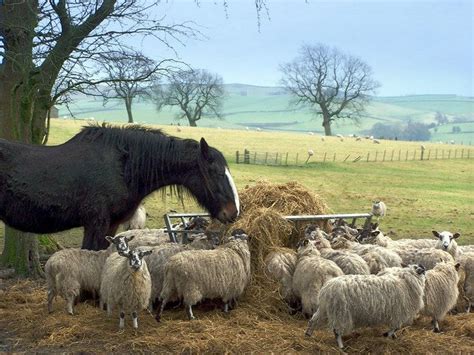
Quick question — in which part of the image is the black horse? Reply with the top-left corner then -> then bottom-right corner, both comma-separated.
0,124 -> 240,250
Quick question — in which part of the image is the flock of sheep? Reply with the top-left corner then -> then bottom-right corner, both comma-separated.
267,218 -> 474,349
43,201 -> 473,350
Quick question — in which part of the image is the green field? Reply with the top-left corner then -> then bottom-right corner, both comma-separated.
1,119 -> 472,250
58,84 -> 474,144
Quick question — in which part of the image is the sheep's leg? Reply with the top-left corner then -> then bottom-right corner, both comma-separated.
156,299 -> 166,322
47,290 -> 55,313
383,328 -> 398,339
186,305 -> 196,320
334,329 -> 344,349
107,303 -> 112,317
132,311 -> 138,329
66,295 -> 75,315
305,309 -> 320,337
467,303 -> 472,313
119,311 -> 125,329
223,303 -> 229,313
432,318 -> 440,333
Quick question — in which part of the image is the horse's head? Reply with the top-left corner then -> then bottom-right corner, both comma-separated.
185,138 -> 240,224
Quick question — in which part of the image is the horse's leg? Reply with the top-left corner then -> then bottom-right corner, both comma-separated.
82,223 -> 110,251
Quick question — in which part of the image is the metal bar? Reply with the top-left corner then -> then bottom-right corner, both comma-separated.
283,213 -> 372,221
163,213 -> 177,243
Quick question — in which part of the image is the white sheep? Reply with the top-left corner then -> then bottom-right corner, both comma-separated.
292,239 -> 344,316
432,230 -> 460,259
45,235 -> 130,315
157,229 -> 251,321
392,247 -> 454,270
308,229 -> 370,275
421,262 -> 460,332
305,264 -> 426,349
331,235 -> 402,274
371,200 -> 386,218
457,252 -> 474,312
100,249 -> 152,329
122,204 -> 146,230
265,248 -> 299,311
373,139 -> 381,144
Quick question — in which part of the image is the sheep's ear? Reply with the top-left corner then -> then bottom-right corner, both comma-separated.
452,233 -> 460,239
371,230 -> 381,237
140,250 -> 153,257
401,263 -> 408,268
415,264 -> 426,275
303,239 -> 310,246
105,236 -> 113,243
432,231 -> 440,239
371,223 -> 379,230
125,235 -> 135,242
454,263 -> 461,271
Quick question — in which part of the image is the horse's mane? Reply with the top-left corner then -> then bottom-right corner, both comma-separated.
71,123 -> 205,197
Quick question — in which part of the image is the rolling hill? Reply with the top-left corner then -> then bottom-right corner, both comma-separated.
57,84 -> 474,143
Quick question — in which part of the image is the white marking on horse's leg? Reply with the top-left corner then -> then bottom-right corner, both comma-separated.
119,311 -> 125,329
132,311 -> 138,329
225,168 -> 240,215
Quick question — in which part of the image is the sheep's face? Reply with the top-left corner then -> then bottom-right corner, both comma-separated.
413,264 -> 426,276
127,249 -> 152,271
297,238 -> 319,255
304,224 -> 318,239
358,230 -> 381,244
230,228 -> 249,242
106,235 -> 133,256
433,231 -> 460,250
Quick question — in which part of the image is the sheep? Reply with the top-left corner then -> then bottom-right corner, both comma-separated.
292,239 -> 344,316
392,247 -> 454,270
157,229 -> 251,321
421,262 -> 460,332
141,233 -> 219,313
331,235 -> 402,274
432,230 -> 460,259
371,200 -> 386,218
100,249 -> 152,329
122,204 -> 146,230
305,264 -> 426,349
45,235 -> 130,315
457,252 -> 474,312
307,229 -> 370,275
373,139 -> 381,144
265,248 -> 299,311
459,245 -> 474,255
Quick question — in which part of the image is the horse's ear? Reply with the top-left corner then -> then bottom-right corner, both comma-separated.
200,138 -> 210,161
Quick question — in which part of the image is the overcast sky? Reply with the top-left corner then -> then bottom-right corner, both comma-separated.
139,0 -> 473,96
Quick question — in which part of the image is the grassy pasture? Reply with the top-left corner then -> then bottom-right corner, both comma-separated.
1,119 -> 473,353
1,118 -> 472,249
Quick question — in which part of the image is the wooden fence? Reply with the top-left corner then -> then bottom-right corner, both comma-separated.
235,148 -> 474,166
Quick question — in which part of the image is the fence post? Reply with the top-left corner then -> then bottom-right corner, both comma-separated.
296,153 -> 299,165
367,152 -> 370,162
253,152 -> 257,164
454,149 -> 457,159
398,150 -> 401,161
461,149 -> 464,159
448,150 -> 451,159
420,149 -> 424,161
383,150 -> 386,162
333,153 -> 336,162
468,150 -> 471,159
442,150 -> 444,159
405,150 -> 408,161
264,152 -> 268,164
275,153 -> 279,165
343,154 -> 350,162
375,151 -> 378,162
435,149 -> 438,160
236,151 -> 240,164
427,150 -> 430,160
391,150 -> 394,161
323,152 -> 327,162
285,152 -> 289,166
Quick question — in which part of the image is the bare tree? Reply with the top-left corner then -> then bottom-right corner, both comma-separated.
155,69 -> 225,127
97,50 -> 178,123
280,43 -> 379,136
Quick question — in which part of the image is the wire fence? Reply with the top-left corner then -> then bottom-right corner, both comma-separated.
235,148 -> 474,166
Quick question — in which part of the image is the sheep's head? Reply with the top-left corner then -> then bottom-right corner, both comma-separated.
432,231 -> 460,251
357,229 -> 381,244
296,238 -> 320,256
230,228 -> 249,241
106,235 -> 134,256
308,231 -> 331,250
125,249 -> 152,271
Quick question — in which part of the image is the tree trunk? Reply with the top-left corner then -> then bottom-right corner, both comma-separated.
189,119 -> 197,127
322,112 -> 332,136
125,97 -> 134,123
0,0 -> 45,278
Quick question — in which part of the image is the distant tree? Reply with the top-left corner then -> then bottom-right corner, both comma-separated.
403,122 -> 431,141
369,122 -> 403,139
155,69 -> 225,127
452,126 -> 461,134
98,50 -> 171,123
434,111 -> 449,125
280,43 -> 379,136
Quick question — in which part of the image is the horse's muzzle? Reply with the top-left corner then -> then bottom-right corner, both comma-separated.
217,202 -> 239,223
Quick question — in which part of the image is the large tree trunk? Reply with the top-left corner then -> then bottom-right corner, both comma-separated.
125,97 -> 134,123
322,111 -> 332,136
0,0 -> 45,278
